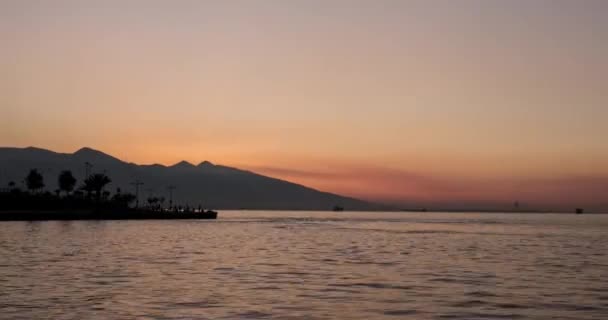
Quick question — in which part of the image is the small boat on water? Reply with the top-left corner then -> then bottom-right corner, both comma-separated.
0,208 -> 218,221
575,208 -> 584,215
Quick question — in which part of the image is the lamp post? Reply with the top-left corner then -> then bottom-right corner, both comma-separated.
167,185 -> 176,209
130,180 -> 144,208
84,162 -> 93,179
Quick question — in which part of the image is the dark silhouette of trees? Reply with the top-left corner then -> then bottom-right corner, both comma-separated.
1,168 -> 216,218
111,192 -> 136,207
2,169 -> 137,212
25,169 -> 44,193
147,196 -> 158,207
81,183 -> 94,198
7,181 -> 17,192
83,173 -> 111,201
58,170 -> 77,195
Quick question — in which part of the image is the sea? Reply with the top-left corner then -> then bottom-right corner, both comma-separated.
1,211 -> 607,319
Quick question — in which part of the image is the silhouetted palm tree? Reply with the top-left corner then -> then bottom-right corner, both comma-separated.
58,170 -> 77,196
147,196 -> 157,207
111,192 -> 136,208
25,169 -> 44,193
83,173 -> 111,201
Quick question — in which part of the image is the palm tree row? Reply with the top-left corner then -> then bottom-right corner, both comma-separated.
2,169 -> 137,210
19,169 -> 112,200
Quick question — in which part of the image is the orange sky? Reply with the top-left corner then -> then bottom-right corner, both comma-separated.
1,1 -> 607,210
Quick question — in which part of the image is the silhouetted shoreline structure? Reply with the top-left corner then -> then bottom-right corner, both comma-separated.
0,168 -> 217,221
0,147 -> 382,211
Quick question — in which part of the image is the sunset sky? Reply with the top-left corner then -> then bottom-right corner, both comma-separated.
1,1 -> 607,210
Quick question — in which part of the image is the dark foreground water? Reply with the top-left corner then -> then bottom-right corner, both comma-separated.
1,211 -> 607,319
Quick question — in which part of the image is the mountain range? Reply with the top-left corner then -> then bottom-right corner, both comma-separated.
0,147 -> 384,211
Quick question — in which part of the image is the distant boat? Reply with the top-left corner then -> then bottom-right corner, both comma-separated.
333,206 -> 344,212
575,208 -> 584,214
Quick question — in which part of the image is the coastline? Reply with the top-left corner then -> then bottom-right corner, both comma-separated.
0,209 -> 218,221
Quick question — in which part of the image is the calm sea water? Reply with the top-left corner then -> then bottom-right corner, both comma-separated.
1,211 -> 607,319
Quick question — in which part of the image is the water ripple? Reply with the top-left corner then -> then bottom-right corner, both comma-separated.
1,211 -> 607,319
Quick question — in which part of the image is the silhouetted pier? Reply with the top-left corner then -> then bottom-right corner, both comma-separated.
0,209 -> 217,221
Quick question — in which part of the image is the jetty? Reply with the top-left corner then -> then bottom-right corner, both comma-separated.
0,209 -> 218,221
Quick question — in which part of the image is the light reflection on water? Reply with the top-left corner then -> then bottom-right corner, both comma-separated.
1,211 -> 607,319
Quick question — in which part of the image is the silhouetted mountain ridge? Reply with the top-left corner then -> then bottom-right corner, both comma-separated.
0,146 -> 384,211
170,160 -> 196,170
73,147 -> 122,163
